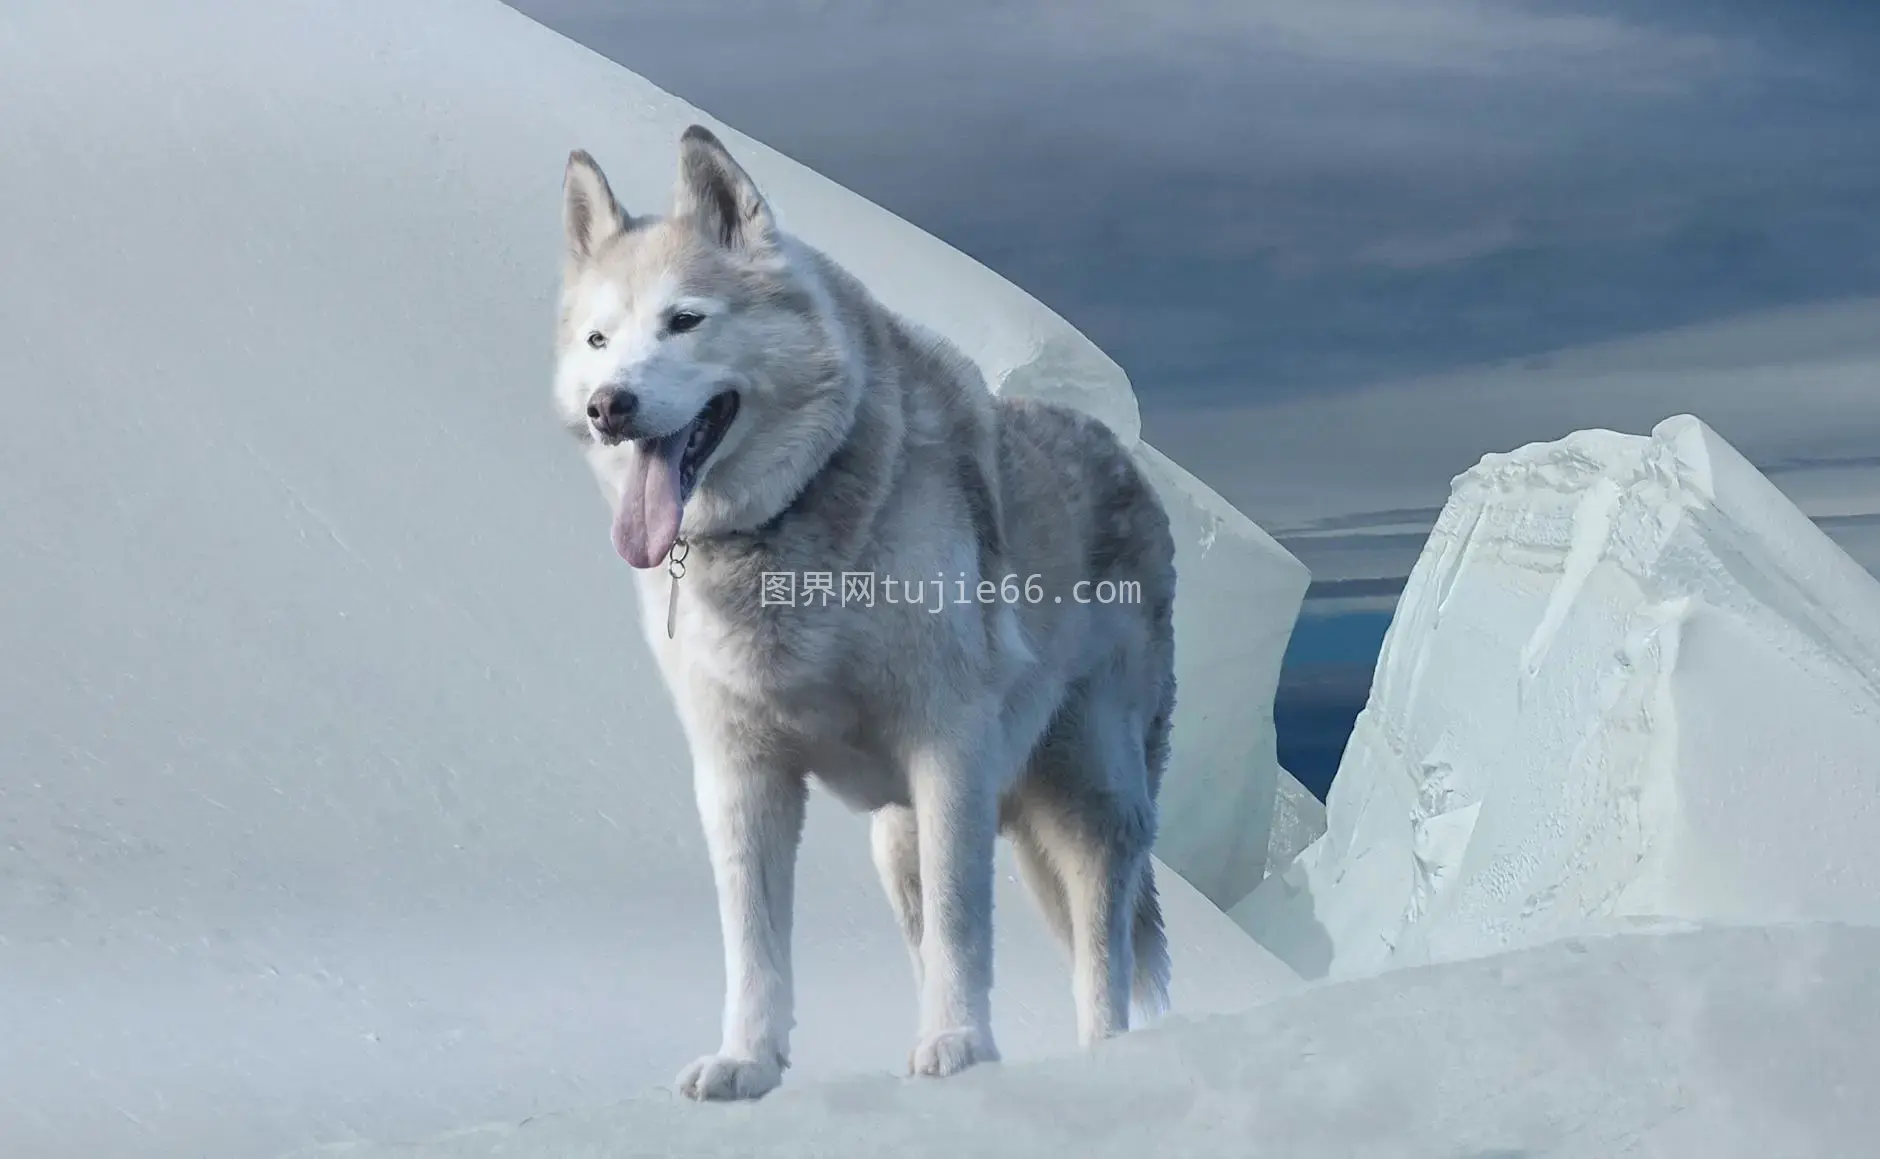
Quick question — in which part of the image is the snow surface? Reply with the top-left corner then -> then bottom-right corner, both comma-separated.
286,921 -> 1880,1158
1237,415 -> 1880,979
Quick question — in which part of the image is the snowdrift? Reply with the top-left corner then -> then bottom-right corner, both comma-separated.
0,1 -> 1308,1156
287,921 -> 1880,1159
1237,415 -> 1880,979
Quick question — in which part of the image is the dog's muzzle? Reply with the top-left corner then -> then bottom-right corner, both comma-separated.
587,385 -> 638,442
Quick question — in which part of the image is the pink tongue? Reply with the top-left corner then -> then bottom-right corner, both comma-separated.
612,436 -> 686,569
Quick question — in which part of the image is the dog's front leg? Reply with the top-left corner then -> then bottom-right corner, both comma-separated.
905,725 -> 1003,1077
675,742 -> 807,1102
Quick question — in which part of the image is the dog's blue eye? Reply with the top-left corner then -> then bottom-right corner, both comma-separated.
586,331 -> 607,349
668,311 -> 705,334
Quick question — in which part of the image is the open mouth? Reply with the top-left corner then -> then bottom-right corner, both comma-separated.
611,390 -> 741,569
638,389 -> 740,499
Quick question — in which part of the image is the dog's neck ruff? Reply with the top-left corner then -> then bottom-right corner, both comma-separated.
655,356 -> 867,642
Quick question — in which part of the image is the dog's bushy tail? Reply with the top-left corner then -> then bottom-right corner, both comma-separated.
1134,656 -> 1174,1021
1131,858 -> 1171,1020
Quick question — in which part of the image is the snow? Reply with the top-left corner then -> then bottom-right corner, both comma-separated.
284,921 -> 1880,1158
0,1 -> 1311,1156
1235,415 -> 1880,979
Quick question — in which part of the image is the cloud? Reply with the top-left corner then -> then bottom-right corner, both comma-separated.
525,0 -> 1877,405
1025,0 -> 1751,88
521,0 -> 1751,90
1147,296 -> 1880,597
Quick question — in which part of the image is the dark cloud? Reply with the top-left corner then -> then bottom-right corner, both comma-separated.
509,0 -> 1880,570
508,0 -> 1880,412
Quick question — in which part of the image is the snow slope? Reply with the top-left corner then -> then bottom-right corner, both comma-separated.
287,921 -> 1880,1159
0,1 -> 1308,1156
1237,415 -> 1880,979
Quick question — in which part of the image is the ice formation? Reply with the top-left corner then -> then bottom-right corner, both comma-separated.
0,0 -> 1308,1155
1134,445 -> 1313,911
1236,415 -> 1880,979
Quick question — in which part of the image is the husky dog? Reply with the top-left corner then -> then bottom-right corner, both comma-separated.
552,125 -> 1177,1101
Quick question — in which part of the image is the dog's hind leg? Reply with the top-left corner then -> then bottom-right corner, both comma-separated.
869,804 -> 924,992
1013,684 -> 1160,1046
1031,811 -> 1146,1045
1008,816 -> 1072,947
1014,802 -> 1168,1040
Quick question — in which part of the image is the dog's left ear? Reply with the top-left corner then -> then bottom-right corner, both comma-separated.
673,125 -> 780,261
564,149 -> 632,269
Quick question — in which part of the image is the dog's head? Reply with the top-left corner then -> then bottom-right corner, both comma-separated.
554,126 -> 857,568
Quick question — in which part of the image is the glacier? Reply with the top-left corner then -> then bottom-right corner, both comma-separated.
1236,414 -> 1880,979
0,0 -> 1311,1156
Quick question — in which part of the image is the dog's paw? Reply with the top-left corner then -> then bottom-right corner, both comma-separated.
675,1053 -> 783,1101
907,1026 -> 999,1078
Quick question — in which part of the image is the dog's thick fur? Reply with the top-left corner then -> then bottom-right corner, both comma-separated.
553,126 -> 1177,1100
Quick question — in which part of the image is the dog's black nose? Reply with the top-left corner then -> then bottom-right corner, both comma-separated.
586,385 -> 637,438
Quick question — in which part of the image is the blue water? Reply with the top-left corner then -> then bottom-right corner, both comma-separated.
1272,611 -> 1395,800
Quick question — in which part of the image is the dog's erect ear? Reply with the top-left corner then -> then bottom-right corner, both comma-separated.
672,125 -> 779,259
564,149 -> 630,266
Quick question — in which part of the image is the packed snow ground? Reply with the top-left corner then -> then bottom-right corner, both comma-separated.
0,0 -> 1310,1156
1238,415 -> 1880,978
288,921 -> 1880,1159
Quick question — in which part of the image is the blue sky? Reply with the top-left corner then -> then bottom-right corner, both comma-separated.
506,0 -> 1880,793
